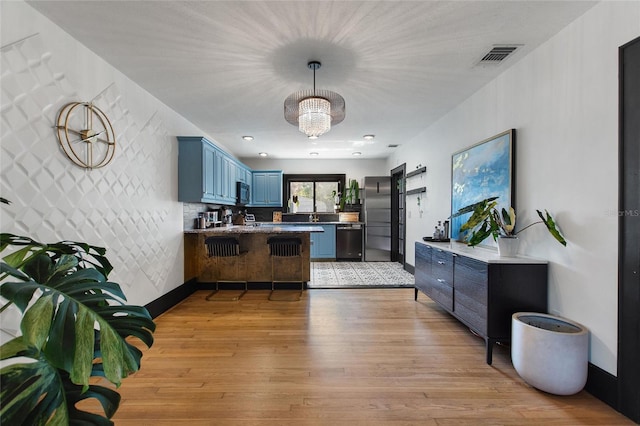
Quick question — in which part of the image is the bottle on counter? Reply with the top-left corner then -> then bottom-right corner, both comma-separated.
196,214 -> 206,229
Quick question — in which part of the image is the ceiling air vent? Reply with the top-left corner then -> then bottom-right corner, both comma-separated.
388,144 -> 399,148
478,45 -> 521,65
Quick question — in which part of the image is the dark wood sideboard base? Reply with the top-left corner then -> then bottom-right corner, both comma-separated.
414,241 -> 548,365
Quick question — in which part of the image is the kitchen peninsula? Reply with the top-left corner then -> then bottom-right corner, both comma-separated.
184,225 -> 324,285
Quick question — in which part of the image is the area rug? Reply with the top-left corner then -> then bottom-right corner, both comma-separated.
308,262 -> 414,289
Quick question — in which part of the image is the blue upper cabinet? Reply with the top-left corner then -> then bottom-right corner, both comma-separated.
243,168 -> 252,185
251,171 -> 283,207
218,153 -> 235,204
202,143 -> 216,202
178,136 -> 217,203
178,136 -> 250,205
211,147 -> 224,202
236,164 -> 251,184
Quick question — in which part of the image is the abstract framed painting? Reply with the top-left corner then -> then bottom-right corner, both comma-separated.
450,129 -> 516,242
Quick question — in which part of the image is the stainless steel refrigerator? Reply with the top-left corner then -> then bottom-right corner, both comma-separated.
363,176 -> 391,261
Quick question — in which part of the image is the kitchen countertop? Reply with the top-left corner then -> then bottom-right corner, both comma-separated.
262,221 -> 364,225
184,225 -> 325,234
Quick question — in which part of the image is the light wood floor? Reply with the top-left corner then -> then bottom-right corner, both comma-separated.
110,289 -> 632,425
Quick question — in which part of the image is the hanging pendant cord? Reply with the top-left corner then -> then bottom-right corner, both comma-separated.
308,61 -> 321,97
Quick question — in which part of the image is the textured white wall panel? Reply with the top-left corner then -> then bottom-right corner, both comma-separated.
0,2 -> 206,308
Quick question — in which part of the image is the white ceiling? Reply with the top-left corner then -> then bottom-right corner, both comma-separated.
27,0 -> 596,160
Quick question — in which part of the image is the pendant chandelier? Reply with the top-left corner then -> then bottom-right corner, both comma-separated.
284,61 -> 345,139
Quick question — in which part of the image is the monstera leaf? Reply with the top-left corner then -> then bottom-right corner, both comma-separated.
1,338 -> 121,425
0,236 -> 155,425
1,233 -> 113,278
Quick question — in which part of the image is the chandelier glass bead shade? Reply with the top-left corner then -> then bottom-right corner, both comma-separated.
284,62 -> 345,139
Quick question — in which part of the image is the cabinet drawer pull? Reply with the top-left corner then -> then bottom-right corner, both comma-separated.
437,279 -> 446,283
437,261 -> 445,265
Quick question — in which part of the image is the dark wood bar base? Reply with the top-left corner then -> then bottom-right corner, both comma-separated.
184,232 -> 311,283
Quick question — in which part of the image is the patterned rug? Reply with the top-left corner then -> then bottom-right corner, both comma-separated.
308,262 -> 415,288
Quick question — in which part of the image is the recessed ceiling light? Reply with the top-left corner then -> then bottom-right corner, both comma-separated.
363,134 -> 375,140
310,152 -> 319,156
352,152 -> 362,156
242,136 -> 254,141
258,152 -> 268,157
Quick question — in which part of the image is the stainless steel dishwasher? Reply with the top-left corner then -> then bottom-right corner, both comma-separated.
336,224 -> 363,260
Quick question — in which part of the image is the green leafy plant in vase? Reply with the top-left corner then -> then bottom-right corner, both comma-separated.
0,198 -> 156,425
333,179 -> 360,212
451,197 -> 566,255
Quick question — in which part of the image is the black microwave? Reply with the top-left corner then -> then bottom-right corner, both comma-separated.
236,182 -> 250,205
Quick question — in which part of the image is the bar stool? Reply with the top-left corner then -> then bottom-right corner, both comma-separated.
204,236 -> 247,301
267,236 -> 304,301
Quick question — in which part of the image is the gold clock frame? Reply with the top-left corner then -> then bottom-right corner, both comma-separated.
55,102 -> 116,169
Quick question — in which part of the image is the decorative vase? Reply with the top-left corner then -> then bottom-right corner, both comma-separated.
497,236 -> 519,257
511,312 -> 589,395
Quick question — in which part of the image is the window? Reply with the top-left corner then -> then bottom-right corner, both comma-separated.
284,174 -> 346,213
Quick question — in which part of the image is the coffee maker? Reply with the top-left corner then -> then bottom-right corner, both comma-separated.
221,208 -> 233,226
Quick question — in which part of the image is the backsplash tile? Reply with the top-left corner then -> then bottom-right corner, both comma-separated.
182,202 -> 229,229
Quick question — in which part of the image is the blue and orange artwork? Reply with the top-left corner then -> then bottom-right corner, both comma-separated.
451,130 -> 514,242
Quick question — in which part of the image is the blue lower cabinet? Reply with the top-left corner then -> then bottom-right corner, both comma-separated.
310,225 -> 336,259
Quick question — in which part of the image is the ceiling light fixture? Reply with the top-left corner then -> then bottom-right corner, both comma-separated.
352,152 -> 362,156
258,152 -> 268,157
310,152 -> 319,156
284,61 -> 345,139
242,136 -> 254,141
363,134 -> 375,140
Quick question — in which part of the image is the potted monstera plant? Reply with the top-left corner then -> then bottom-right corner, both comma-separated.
0,199 -> 155,425
451,196 -> 566,256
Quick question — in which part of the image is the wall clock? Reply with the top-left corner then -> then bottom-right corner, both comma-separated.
55,102 -> 116,169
